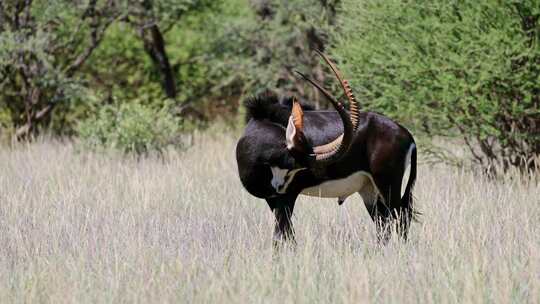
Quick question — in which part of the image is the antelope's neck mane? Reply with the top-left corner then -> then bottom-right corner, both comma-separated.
244,92 -> 316,127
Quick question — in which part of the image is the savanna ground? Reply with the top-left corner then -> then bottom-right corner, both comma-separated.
0,132 -> 538,303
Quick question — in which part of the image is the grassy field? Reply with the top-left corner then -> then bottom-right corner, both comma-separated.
0,133 -> 538,303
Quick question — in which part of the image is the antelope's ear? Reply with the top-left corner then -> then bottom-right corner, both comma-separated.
286,97 -> 304,150
286,116 -> 297,150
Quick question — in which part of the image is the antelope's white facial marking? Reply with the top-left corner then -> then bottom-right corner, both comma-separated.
270,167 -> 288,191
270,167 -> 305,194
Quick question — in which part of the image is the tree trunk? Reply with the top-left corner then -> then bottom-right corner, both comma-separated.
139,23 -> 177,99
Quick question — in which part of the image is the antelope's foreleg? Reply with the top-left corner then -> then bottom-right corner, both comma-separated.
266,193 -> 298,249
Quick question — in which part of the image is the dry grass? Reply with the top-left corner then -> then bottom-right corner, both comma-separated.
0,133 -> 538,303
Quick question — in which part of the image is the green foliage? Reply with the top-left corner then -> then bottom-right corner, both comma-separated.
77,100 -> 183,155
0,0 -> 218,140
81,0 -> 339,127
0,0 -> 342,140
336,0 -> 540,172
0,0 -> 118,138
5,0 -> 539,173
210,0 -> 342,106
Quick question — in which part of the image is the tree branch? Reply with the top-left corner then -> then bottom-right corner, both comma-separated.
0,67 -> 8,86
0,2 -> 8,31
64,20 -> 116,76
50,4 -> 93,54
64,1 -> 118,76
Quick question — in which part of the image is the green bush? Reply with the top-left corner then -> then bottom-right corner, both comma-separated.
77,100 -> 183,155
335,0 -> 540,173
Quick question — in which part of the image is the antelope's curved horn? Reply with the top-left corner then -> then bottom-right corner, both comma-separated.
314,50 -> 360,131
295,71 -> 354,164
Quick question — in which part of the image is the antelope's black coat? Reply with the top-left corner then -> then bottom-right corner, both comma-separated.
236,92 -> 417,242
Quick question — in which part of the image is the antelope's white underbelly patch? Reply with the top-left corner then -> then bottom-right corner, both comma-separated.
301,171 -> 375,198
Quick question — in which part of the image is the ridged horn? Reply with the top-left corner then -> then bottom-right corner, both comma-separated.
295,70 -> 354,164
314,50 -> 360,131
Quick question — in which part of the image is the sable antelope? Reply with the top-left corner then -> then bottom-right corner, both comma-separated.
235,51 -> 417,245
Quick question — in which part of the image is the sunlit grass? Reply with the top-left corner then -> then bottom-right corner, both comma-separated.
0,134 -> 538,303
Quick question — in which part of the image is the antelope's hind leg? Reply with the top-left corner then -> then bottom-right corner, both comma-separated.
367,175 -> 412,242
358,182 -> 392,243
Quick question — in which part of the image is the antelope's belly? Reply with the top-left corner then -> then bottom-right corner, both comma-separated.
301,171 -> 373,198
